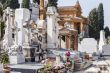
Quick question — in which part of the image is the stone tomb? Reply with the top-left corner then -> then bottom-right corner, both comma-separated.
102,45 -> 110,56
78,38 -> 98,54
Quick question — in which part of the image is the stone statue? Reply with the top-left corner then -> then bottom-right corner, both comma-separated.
3,7 -> 13,50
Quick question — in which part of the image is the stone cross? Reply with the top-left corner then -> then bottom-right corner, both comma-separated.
18,0 -> 23,8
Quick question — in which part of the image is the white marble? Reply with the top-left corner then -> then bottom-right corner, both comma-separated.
3,7 -> 14,49
9,63 -> 44,70
46,6 -> 59,49
102,45 -> 110,56
99,30 -> 106,53
30,2 -> 39,21
9,54 -> 25,64
79,38 -> 98,54
15,8 -> 30,46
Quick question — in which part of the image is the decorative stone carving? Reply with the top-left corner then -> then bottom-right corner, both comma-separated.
46,6 -> 59,49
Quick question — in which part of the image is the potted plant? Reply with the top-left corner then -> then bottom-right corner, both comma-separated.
0,50 -> 10,73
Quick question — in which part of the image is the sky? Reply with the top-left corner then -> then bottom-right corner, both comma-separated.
58,0 -> 110,28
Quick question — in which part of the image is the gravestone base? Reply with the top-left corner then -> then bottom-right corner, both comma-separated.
9,54 -> 25,64
22,43 -> 38,62
22,47 -> 36,62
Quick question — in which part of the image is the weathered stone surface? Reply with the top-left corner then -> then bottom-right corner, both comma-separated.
9,54 -> 25,64
99,30 -> 106,53
102,45 -> 110,56
78,38 -> 98,54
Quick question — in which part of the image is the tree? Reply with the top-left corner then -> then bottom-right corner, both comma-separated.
48,0 -> 58,8
0,6 -> 3,17
0,0 -> 19,9
22,0 -> 30,9
88,8 -> 100,40
98,3 -> 104,30
104,27 -> 110,38
0,22 -> 5,40
9,0 -> 19,9
33,0 -> 40,4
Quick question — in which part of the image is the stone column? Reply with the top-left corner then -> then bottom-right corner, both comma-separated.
73,32 -> 78,51
46,6 -> 59,49
99,30 -> 106,53
80,22 -> 84,38
80,22 -> 83,33
66,35 -> 70,49
3,7 -> 13,49
9,8 -> 30,64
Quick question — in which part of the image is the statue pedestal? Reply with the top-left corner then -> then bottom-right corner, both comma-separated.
9,53 -> 25,64
22,43 -> 38,62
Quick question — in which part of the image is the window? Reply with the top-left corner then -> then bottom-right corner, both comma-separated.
62,36 -> 65,42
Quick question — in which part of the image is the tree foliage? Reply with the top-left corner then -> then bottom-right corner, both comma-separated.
88,8 -> 100,40
33,0 -> 40,4
0,6 -> 3,16
0,21 -> 5,40
0,0 -> 19,9
98,3 -> 104,30
22,0 -> 30,9
48,0 -> 58,8
8,0 -> 20,9
104,27 -> 110,38
88,3 -> 104,40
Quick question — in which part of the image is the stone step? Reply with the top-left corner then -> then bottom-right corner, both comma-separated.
9,62 -> 44,73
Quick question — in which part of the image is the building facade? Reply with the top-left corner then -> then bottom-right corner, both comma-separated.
58,1 -> 88,50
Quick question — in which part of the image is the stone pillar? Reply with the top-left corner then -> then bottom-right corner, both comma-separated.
99,30 -> 106,53
9,8 -> 30,64
80,22 -> 84,38
46,6 -> 59,49
74,32 -> 78,51
15,8 -> 30,46
80,22 -> 83,33
66,35 -> 71,49
40,0 -> 45,20
66,35 -> 69,49
3,7 -> 13,49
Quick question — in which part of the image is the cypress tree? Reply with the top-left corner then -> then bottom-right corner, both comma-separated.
88,8 -> 100,40
48,0 -> 58,8
98,3 -> 104,30
33,0 -> 40,4
104,27 -> 110,38
22,0 -> 30,9
9,0 -> 19,9
0,0 -> 19,9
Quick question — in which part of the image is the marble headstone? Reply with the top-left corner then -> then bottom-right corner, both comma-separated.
99,30 -> 106,53
79,38 -> 98,54
102,45 -> 110,56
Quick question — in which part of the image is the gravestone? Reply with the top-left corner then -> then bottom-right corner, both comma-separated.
0,64 -> 3,73
102,45 -> 110,56
9,8 -> 30,64
46,6 -> 59,49
30,2 -> 39,21
99,30 -> 106,53
79,38 -> 98,54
